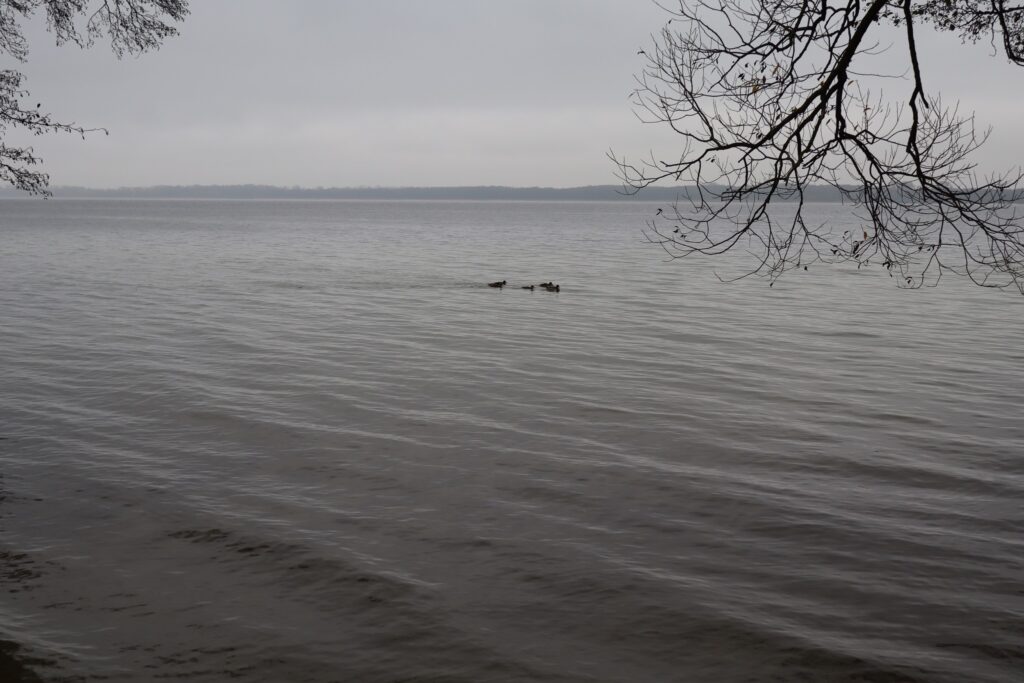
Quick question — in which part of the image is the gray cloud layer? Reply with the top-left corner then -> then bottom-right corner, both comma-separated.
8,0 -> 1024,187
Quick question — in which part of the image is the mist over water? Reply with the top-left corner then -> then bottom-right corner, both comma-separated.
1,199 -> 1022,682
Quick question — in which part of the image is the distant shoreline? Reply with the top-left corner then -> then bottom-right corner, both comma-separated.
0,184 -> 852,202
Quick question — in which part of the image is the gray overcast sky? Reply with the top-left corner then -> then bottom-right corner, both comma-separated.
10,0 -> 1024,188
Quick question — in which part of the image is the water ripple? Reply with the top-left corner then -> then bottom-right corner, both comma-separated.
1,199 -> 1022,682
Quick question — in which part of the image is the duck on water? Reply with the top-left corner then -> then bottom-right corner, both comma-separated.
488,280 -> 560,292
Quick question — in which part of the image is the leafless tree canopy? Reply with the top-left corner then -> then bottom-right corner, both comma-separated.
0,0 -> 189,195
615,0 -> 1024,291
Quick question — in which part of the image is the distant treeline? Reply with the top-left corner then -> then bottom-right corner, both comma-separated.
1,184 -> 1019,202
0,184 -> 853,201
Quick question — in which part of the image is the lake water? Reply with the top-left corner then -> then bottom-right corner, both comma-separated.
0,199 -> 1021,682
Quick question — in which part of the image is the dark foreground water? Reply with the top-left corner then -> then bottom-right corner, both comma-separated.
0,199 -> 1022,683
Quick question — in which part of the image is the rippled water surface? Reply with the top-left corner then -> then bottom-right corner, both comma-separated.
1,199 -> 1022,682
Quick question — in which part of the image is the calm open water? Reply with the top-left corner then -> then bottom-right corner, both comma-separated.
0,199 -> 1022,683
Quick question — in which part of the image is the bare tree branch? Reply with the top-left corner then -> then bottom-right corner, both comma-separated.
0,0 -> 188,195
614,0 -> 1024,292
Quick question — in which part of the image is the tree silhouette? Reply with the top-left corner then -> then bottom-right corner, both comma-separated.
0,0 -> 189,195
615,0 -> 1024,291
